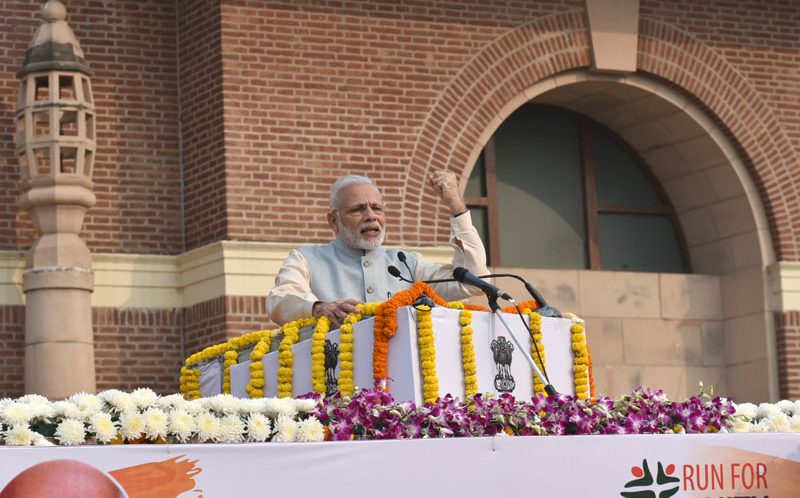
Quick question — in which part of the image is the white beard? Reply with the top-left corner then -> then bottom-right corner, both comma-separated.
337,219 -> 385,250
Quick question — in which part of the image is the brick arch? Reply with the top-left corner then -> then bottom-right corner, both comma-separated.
637,17 -> 800,261
400,10 -> 592,245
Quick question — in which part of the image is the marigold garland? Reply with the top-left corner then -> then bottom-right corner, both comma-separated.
523,308 -> 546,396
179,366 -> 201,400
181,287 -> 596,402
458,309 -> 478,396
337,311 -> 360,396
245,332 -> 273,399
372,282 -> 448,388
223,350 -> 238,394
570,318 -> 591,400
416,305 -> 439,403
311,317 -> 331,394
277,317 -> 316,398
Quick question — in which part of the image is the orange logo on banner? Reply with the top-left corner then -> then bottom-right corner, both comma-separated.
110,456 -> 203,498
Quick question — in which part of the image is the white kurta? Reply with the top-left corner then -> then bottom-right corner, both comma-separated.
266,212 -> 488,324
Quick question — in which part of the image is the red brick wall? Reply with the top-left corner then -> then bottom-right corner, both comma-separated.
94,308 -> 183,394
0,306 -> 24,398
776,311 -> 800,399
0,0 -> 183,254
177,0 -> 229,250
638,0 -> 800,261
216,0 -> 585,247
183,295 -> 274,358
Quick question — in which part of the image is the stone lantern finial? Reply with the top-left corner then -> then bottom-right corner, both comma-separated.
15,0 -> 97,398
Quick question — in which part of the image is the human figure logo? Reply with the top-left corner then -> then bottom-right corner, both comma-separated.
621,459 -> 680,498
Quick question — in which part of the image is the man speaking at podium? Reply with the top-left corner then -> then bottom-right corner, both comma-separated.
266,170 -> 489,326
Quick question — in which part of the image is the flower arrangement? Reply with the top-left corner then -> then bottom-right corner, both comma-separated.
726,400 -> 800,433
311,387 -> 738,440
6,387 -> 800,446
0,389 -> 323,446
181,286 -> 593,401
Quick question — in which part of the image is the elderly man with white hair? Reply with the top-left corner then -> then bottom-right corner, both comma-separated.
266,170 -> 489,326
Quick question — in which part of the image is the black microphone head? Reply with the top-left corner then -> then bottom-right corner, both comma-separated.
452,267 -> 468,281
388,266 -> 402,278
397,251 -> 407,263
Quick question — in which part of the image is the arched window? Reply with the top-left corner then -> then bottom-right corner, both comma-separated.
466,104 -> 689,272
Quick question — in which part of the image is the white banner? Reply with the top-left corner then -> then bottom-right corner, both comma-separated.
0,434 -> 798,497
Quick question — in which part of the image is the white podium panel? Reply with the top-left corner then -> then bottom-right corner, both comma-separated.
229,306 -> 579,403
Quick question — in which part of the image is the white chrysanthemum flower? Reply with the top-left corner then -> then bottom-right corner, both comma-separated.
55,419 -> 86,446
263,398 -> 298,418
272,415 -> 297,442
183,399 -> 205,415
155,393 -> 187,410
69,392 -> 104,417
767,413 -> 791,432
196,412 -> 222,442
100,391 -> 137,413
131,388 -> 158,409
203,394 -> 241,414
1,402 -> 34,425
295,416 -> 324,442
169,409 -> 196,442
294,399 -> 318,413
5,425 -> 36,446
143,408 -> 169,440
728,418 -> 753,432
18,394 -> 49,405
789,414 -> 800,432
776,399 -> 794,414
52,400 -> 83,420
750,419 -> 770,433
119,412 -> 146,441
89,412 -> 118,444
218,414 -> 245,443
733,402 -> 758,420
237,398 -> 268,414
31,432 -> 54,446
247,413 -> 272,442
756,402 -> 781,420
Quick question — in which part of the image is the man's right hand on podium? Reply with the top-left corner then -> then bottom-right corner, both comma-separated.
312,299 -> 362,328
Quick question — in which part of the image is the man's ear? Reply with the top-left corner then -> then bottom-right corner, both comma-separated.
327,212 -> 338,233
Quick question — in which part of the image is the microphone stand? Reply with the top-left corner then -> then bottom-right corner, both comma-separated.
487,293 -> 558,396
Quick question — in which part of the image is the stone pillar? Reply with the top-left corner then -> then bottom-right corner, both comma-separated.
15,1 -> 97,397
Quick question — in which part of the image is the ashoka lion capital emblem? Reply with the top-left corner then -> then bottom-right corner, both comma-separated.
491,336 -> 515,392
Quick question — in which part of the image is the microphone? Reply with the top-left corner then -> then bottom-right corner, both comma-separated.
388,265 -> 414,284
397,251 -> 415,283
482,273 -> 561,317
452,267 -> 513,301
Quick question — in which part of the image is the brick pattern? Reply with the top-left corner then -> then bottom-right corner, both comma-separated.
216,1 -> 584,247
0,306 -> 24,398
638,0 -> 800,261
775,311 -> 800,400
177,0 -> 228,249
225,295 -> 275,338
0,1 -> 183,254
94,308 -> 183,394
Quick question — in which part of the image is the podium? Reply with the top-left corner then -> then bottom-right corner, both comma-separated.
212,306 -> 582,404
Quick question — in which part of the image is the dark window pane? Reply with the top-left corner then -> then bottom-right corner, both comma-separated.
465,152 -> 486,197
495,106 -> 586,268
598,214 -> 684,272
593,128 -> 664,207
